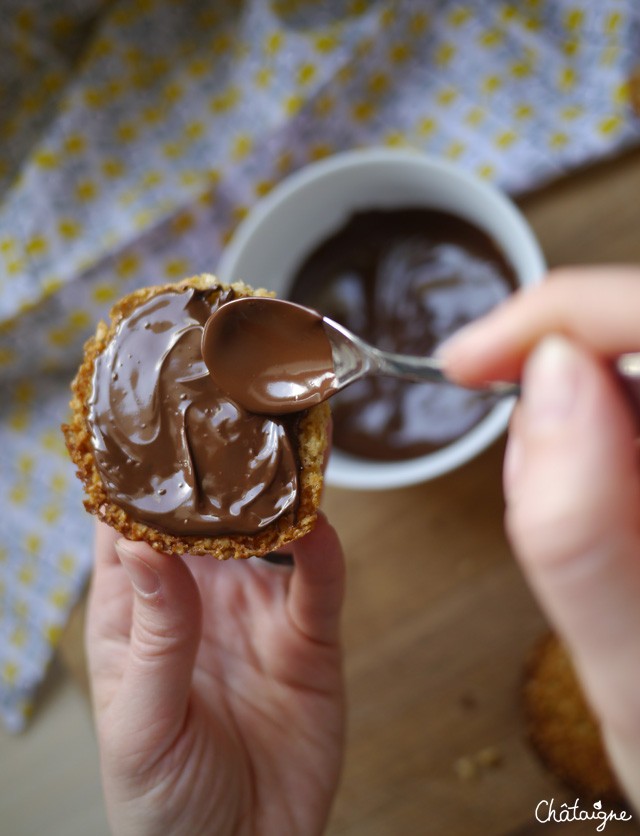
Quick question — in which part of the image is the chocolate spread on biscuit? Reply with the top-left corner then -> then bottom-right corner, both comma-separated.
202,297 -> 337,414
289,208 -> 518,461
88,288 -> 301,536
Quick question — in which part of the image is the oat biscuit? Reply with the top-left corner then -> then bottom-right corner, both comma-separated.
63,274 -> 328,559
523,632 -> 623,803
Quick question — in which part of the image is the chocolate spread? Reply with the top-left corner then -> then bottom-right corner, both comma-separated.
289,208 -> 518,461
88,287 -> 301,536
202,297 -> 337,414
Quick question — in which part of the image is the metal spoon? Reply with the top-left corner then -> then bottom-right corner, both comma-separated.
203,297 -> 640,414
202,297 -> 520,415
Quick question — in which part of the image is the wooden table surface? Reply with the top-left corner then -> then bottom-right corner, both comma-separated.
60,146 -> 640,835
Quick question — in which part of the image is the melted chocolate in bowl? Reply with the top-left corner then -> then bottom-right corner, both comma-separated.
88,287 -> 301,537
289,208 -> 518,462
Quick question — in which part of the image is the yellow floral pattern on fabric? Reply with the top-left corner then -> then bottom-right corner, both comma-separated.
0,0 -> 639,732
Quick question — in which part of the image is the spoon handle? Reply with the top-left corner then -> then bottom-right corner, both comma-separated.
371,346 -> 640,408
368,345 -> 521,397
324,314 -> 640,405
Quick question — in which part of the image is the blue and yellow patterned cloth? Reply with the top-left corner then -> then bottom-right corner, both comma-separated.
1,0 -> 639,732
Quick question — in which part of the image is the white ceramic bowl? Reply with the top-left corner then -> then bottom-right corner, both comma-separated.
218,149 -> 546,490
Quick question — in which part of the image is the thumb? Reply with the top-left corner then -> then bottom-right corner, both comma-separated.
288,513 -> 345,645
505,335 -> 640,741
112,539 -> 202,743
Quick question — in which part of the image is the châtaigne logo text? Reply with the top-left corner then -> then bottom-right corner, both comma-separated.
535,798 -> 632,831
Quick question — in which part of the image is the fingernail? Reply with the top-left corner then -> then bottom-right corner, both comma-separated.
503,432 -> 523,495
435,321 -> 480,363
522,336 -> 580,428
259,551 -> 294,567
115,540 -> 160,597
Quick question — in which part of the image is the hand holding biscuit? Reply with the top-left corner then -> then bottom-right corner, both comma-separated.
86,515 -> 345,836
441,266 -> 640,811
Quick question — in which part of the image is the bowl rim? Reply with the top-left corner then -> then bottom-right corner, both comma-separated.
219,148 -> 546,283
